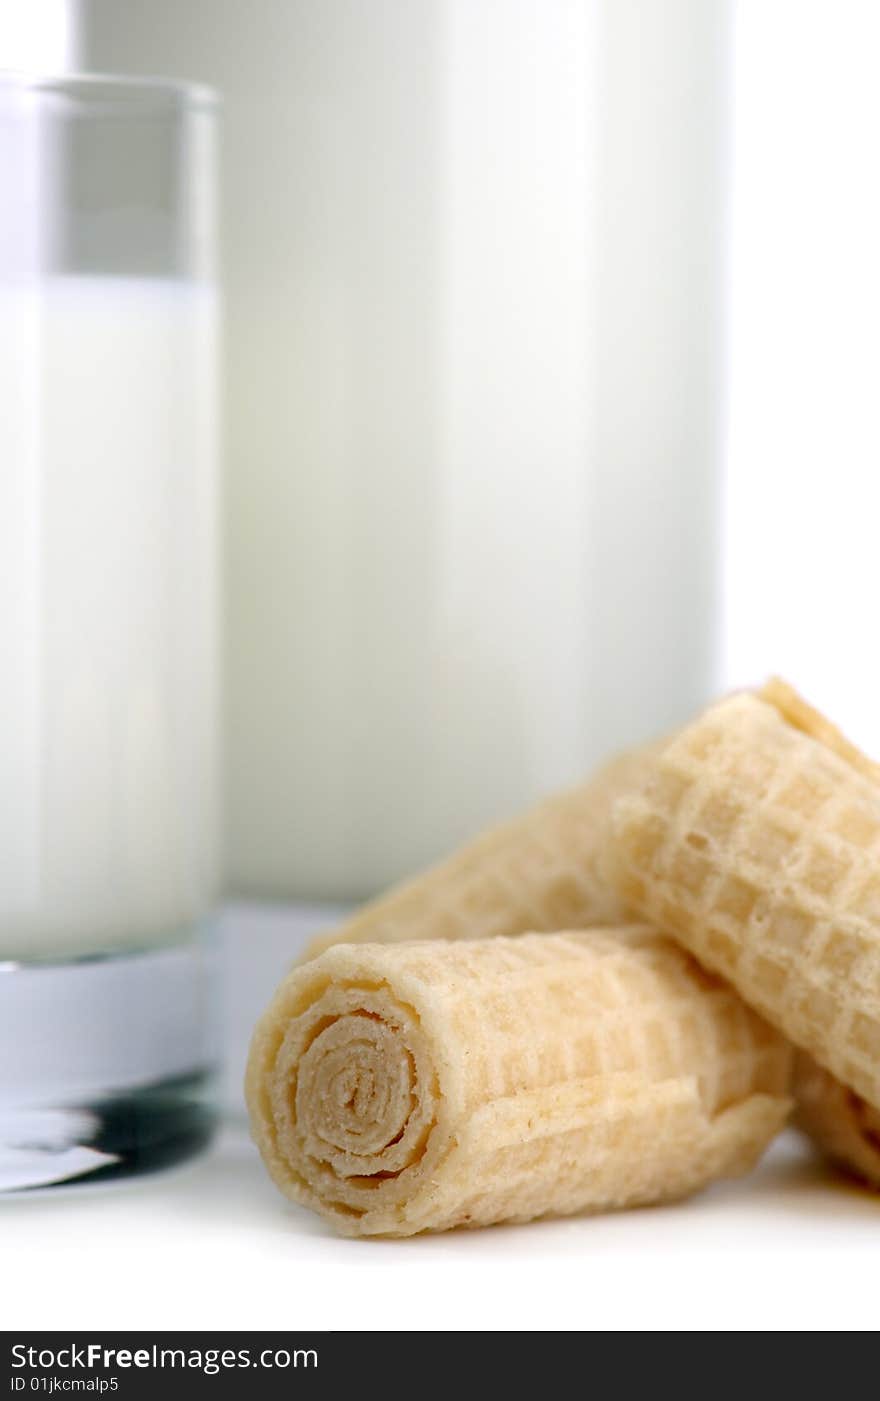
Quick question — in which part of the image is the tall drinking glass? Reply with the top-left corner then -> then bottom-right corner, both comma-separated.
0,74 -> 219,1189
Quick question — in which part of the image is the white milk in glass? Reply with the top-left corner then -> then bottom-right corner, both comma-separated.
84,0 -> 728,900
0,277 -> 218,960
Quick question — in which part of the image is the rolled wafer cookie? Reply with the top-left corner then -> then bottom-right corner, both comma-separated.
246,929 -> 791,1236
610,680 -> 880,1115
794,1054 -> 880,1188
300,748 -> 646,963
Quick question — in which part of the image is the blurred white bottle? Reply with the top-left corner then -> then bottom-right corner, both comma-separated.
82,0 -> 729,899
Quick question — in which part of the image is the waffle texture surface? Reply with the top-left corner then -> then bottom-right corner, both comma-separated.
611,685 -> 880,1113
246,929 -> 791,1236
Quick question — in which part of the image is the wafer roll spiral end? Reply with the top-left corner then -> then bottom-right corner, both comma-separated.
288,991 -> 437,1184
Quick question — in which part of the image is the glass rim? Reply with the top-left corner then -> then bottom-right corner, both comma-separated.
0,68 -> 218,110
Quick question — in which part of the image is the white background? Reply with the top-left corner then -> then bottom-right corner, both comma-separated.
3,1 -> 880,1333
2,1125 -> 878,1332
723,1 -> 880,753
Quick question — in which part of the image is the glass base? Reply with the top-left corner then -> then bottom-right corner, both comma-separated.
0,937 -> 218,1191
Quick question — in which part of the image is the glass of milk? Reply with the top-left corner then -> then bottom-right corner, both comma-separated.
0,73 -> 219,1189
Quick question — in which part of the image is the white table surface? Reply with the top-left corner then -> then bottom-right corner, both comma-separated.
2,905 -> 877,1332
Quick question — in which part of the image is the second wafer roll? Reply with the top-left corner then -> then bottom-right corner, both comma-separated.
610,681 -> 880,1114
